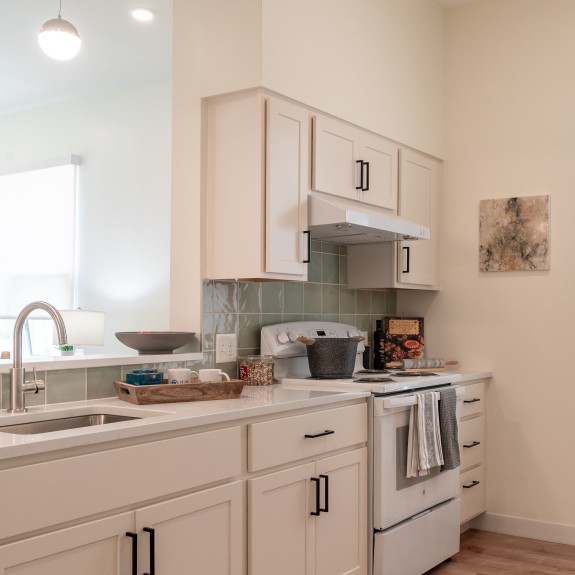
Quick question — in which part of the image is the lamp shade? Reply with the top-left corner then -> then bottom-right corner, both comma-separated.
38,16 -> 81,61
55,310 -> 105,346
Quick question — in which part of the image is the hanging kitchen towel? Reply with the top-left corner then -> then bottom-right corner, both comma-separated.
439,387 -> 460,471
406,391 -> 444,477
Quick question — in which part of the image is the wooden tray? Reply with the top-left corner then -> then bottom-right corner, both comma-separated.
114,379 -> 245,405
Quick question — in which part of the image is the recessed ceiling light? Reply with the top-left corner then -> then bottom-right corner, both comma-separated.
131,8 -> 155,22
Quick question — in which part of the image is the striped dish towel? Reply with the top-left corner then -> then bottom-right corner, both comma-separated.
439,387 -> 460,471
407,391 -> 444,478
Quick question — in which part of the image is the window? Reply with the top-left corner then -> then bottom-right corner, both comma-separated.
0,155 -> 80,357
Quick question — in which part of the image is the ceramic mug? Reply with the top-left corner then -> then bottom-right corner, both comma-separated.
167,368 -> 192,384
197,368 -> 231,383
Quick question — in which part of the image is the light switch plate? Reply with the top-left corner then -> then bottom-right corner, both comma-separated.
215,333 -> 238,363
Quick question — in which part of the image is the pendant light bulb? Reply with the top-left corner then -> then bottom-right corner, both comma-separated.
38,10 -> 81,61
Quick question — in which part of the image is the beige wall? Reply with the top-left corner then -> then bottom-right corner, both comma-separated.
400,0 -> 575,540
261,0 -> 445,157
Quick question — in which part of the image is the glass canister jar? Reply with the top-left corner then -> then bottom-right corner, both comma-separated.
238,355 -> 275,385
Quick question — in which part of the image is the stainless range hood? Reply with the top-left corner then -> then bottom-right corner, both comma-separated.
308,193 -> 430,244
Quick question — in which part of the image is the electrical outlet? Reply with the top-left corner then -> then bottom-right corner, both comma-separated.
215,333 -> 238,363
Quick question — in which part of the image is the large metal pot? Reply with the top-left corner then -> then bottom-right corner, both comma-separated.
303,337 -> 360,379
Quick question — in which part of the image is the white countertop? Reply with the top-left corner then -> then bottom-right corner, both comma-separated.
0,369 -> 492,462
0,351 -> 203,373
0,385 -> 370,461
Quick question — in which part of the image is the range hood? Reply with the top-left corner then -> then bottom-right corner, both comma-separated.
308,193 -> 430,244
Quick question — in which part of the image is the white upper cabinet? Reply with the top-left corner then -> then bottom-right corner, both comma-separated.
313,115 -> 398,211
347,148 -> 440,290
396,148 -> 439,288
205,90 -> 310,281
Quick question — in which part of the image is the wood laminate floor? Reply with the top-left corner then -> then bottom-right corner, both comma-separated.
425,529 -> 575,574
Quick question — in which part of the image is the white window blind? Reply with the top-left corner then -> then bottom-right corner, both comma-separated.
0,155 -> 80,318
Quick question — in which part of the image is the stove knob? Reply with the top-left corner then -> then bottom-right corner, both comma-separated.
277,331 -> 289,344
288,330 -> 299,343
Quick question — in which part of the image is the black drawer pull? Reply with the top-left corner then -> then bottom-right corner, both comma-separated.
463,480 -> 480,489
463,441 -> 481,448
126,532 -> 138,575
355,160 -> 364,190
463,398 -> 481,404
304,429 -> 335,439
143,527 -> 155,575
319,474 -> 329,513
311,476 -> 321,516
303,230 -> 311,264
402,246 -> 410,273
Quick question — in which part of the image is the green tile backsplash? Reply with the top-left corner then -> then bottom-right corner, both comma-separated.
0,241 -> 397,408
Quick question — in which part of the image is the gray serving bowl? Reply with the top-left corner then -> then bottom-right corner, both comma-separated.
115,331 -> 195,355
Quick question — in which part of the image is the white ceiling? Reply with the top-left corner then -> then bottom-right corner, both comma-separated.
0,0 -> 172,117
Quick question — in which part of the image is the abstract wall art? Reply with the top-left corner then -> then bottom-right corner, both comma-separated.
479,195 -> 550,272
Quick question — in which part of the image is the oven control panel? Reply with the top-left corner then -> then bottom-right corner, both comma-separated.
261,321 -> 365,358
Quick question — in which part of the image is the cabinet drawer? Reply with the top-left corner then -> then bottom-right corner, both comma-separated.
460,466 -> 485,523
459,416 -> 485,471
0,426 -> 241,541
459,382 -> 485,418
248,403 -> 367,472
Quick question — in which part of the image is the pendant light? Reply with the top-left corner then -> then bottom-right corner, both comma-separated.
38,0 -> 81,61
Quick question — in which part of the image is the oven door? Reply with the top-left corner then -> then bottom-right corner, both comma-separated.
372,391 -> 460,530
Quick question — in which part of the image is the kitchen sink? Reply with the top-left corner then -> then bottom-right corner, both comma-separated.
0,413 -> 142,435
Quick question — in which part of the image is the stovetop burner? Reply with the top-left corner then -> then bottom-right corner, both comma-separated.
354,369 -> 391,375
392,371 -> 439,377
353,377 -> 394,383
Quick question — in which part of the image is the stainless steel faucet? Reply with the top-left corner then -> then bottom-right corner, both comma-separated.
8,301 -> 68,413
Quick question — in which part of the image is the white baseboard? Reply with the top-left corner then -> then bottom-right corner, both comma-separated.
470,512 -> 575,545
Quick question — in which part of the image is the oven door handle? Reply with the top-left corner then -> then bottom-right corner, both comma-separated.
381,386 -> 464,409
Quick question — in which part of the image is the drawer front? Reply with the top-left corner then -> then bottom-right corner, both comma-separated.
248,403 -> 367,472
460,381 -> 485,418
459,416 -> 485,471
460,465 -> 485,523
0,426 -> 241,541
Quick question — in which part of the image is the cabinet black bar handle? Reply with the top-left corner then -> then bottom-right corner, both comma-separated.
463,398 -> 481,404
126,532 -> 138,575
402,246 -> 410,273
304,429 -> 335,439
463,441 -> 481,449
319,474 -> 329,513
303,230 -> 311,263
143,527 -> 155,575
311,477 -> 321,516
463,480 -> 480,489
355,160 -> 364,190
363,161 -> 369,191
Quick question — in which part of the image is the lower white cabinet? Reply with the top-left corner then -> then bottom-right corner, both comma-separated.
135,481 -> 243,575
0,482 -> 243,575
0,399 -> 368,575
249,448 -> 367,575
0,512 -> 134,575
459,380 -> 488,523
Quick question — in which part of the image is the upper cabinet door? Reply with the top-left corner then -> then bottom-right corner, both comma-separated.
359,133 -> 398,211
312,115 -> 361,202
313,115 -> 398,211
397,149 -> 439,288
266,97 -> 310,276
